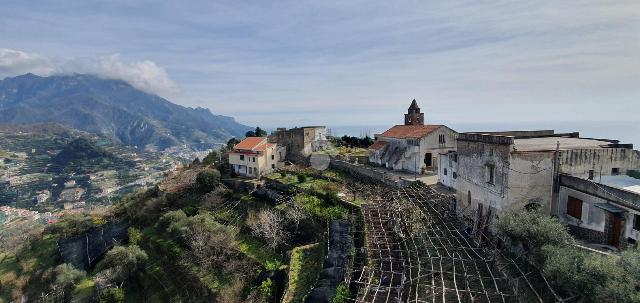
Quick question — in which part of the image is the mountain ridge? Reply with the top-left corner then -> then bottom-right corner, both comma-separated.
0,73 -> 251,150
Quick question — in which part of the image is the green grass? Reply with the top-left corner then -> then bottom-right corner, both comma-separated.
293,193 -> 348,221
72,278 -> 95,300
0,235 -> 58,301
236,235 -> 283,270
282,243 -> 324,303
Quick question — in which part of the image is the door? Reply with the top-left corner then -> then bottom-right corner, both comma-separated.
424,153 -> 433,167
610,216 -> 622,247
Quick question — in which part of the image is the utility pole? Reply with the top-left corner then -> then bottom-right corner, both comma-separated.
414,154 -> 418,181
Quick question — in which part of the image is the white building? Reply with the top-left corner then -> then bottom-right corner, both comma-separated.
438,131 -> 640,248
368,100 -> 457,174
229,137 -> 285,177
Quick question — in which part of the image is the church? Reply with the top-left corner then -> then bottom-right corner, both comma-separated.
368,99 -> 458,174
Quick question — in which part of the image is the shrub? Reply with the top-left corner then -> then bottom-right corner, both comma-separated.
297,174 -> 307,183
196,169 -> 221,193
54,263 -> 86,290
45,213 -> 106,238
127,227 -> 142,245
496,210 -> 573,251
100,287 -> 125,303
259,278 -> 274,299
96,245 -> 148,284
332,283 -> 350,303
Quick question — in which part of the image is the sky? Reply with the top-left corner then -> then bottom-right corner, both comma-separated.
1,0 -> 639,144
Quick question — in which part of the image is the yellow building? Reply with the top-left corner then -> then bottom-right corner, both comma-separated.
229,137 -> 284,177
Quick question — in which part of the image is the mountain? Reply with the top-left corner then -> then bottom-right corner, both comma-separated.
0,73 -> 251,150
49,137 -> 132,174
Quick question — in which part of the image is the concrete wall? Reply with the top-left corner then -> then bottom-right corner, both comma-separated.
559,175 -> 640,244
508,152 -> 555,214
438,152 -> 457,189
558,148 -> 640,179
558,186 -> 607,232
454,136 -> 511,214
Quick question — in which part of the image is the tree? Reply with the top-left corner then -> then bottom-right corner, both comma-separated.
51,263 -> 86,301
184,214 -> 238,270
196,169 -> 221,193
227,138 -> 240,149
100,287 -> 125,303
248,209 -> 290,249
96,245 -> 148,285
202,150 -> 219,165
246,126 -> 267,138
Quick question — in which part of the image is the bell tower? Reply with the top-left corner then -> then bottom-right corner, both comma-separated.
404,99 -> 424,125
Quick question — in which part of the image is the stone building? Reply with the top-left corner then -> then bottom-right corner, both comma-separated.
368,99 -> 457,174
268,126 -> 329,163
228,137 -> 285,177
438,130 -> 640,248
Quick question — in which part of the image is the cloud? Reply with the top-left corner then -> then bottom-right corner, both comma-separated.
0,48 -> 55,76
0,48 -> 178,96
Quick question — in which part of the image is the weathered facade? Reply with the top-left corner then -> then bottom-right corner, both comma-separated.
558,174 -> 640,249
368,100 -> 457,174
438,131 -> 640,247
269,126 -> 328,163
229,137 -> 285,177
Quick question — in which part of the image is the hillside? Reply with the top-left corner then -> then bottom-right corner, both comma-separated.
48,137 -> 132,174
0,125 -> 176,209
0,73 -> 251,150
0,159 -> 356,303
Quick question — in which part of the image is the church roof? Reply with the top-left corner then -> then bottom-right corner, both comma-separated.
408,99 -> 420,109
368,140 -> 389,151
380,125 -> 442,139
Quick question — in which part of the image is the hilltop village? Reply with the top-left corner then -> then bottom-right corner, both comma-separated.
225,99 -> 640,252
3,100 -> 640,303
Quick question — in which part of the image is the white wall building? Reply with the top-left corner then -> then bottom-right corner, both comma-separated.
368,100 -> 457,174
229,137 -> 285,178
438,131 -> 640,247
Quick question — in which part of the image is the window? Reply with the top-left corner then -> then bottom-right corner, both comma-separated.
453,172 -> 457,179
443,168 -> 448,176
453,153 -> 458,162
467,191 -> 471,206
588,170 -> 594,180
612,168 -> 620,175
252,157 -> 256,162
272,164 -> 275,169
634,214 -> 640,231
239,155 -> 245,161
486,164 -> 495,184
566,196 -> 583,220
271,155 -> 275,160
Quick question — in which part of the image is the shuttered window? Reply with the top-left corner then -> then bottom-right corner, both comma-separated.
567,196 -> 583,220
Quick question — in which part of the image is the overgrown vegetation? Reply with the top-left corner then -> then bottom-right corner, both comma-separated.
282,243 -> 324,303
497,210 -> 640,302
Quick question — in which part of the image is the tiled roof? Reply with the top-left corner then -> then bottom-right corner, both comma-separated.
380,125 -> 442,139
234,137 -> 268,151
255,142 -> 276,151
368,140 -> 389,151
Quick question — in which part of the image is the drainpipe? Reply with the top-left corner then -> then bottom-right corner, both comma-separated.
553,141 -> 561,216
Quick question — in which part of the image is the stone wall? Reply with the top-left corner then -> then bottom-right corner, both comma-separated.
304,220 -> 352,303
58,220 -> 129,270
330,160 -> 413,188
567,224 -> 606,244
